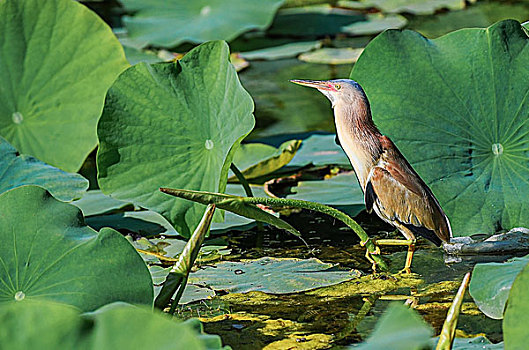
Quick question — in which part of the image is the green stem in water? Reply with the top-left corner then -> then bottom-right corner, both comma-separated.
241,196 -> 386,271
154,204 -> 216,311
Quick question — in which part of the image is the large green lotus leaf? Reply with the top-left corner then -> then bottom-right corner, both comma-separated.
504,260 -> 529,349
0,0 -> 128,172
189,257 -> 360,294
0,137 -> 88,201
120,0 -> 284,48
0,186 -> 153,311
354,303 -> 433,350
289,134 -> 350,167
230,140 -> 301,180
0,300 -> 225,349
351,20 -> 529,236
97,41 -> 255,238
469,255 -> 529,319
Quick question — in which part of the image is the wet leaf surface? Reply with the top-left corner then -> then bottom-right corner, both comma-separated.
299,48 -> 364,64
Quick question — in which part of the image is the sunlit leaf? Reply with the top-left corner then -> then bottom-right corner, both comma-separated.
469,255 -> 529,319
230,140 -> 302,180
189,257 -> 360,294
97,41 -> 255,238
343,0 -> 472,15
299,48 -> 364,65
0,137 -> 88,201
342,14 -> 407,36
0,0 -> 128,171
288,172 -> 364,208
240,41 -> 321,60
351,20 -> 529,236
120,0 -> 285,48
289,134 -> 350,167
0,186 -> 153,311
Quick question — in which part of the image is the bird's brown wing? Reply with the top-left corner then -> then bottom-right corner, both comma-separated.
364,136 -> 451,245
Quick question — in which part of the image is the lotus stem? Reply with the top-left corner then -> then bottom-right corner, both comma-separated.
154,204 -> 216,311
436,272 -> 471,350
241,196 -> 387,271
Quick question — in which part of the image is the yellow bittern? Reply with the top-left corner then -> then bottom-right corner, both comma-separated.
290,79 -> 452,273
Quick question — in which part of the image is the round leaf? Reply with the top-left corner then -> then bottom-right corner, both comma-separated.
469,254 -> 529,319
97,41 -> 255,237
0,137 -> 88,201
0,186 -> 153,311
0,300 -> 225,349
121,0 -> 285,48
351,20 -> 529,236
356,303 -> 433,350
189,257 -> 360,294
0,0 -> 129,171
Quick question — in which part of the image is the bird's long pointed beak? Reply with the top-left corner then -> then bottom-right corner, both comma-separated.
290,79 -> 335,91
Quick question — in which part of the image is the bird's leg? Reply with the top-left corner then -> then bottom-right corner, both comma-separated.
402,242 -> 416,274
373,239 -> 416,274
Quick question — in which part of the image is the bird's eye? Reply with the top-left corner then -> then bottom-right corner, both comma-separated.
335,84 -> 341,90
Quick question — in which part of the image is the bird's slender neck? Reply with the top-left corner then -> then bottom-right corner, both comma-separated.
334,97 -> 382,189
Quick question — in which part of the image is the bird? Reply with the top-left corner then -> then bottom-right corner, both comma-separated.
290,79 -> 452,273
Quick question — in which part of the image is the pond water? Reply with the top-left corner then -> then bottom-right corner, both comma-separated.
178,210 -> 505,349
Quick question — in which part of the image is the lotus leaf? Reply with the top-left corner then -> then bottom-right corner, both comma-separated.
299,48 -> 364,65
342,14 -> 407,36
189,257 -> 360,294
97,41 -> 255,238
0,0 -> 128,172
351,20 -> 529,236
289,134 -> 350,167
0,300 -> 225,349
504,261 -> 529,349
0,137 -> 88,201
240,41 -> 321,61
0,186 -> 153,311
355,303 -> 433,350
230,140 -> 302,180
120,0 -> 284,48
469,254 -> 529,319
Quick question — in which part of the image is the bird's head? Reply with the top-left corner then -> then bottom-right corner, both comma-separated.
289,79 -> 367,109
